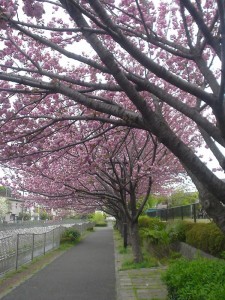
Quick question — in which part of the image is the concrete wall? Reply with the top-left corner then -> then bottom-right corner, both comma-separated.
173,241 -> 217,260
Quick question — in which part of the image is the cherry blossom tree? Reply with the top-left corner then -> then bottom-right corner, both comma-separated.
0,1 -> 225,230
4,127 -> 183,262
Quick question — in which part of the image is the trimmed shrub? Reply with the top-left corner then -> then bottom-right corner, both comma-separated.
61,228 -> 81,243
163,258 -> 225,300
166,220 -> 195,243
186,222 -> 225,256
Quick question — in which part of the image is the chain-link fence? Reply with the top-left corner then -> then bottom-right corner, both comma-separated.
0,219 -> 89,232
0,221 -> 93,276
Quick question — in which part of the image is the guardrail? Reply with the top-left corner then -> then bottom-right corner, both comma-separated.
0,222 -> 93,276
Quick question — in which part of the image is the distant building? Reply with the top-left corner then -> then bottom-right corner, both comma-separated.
4,198 -> 24,222
0,187 -> 24,222
156,203 -> 168,209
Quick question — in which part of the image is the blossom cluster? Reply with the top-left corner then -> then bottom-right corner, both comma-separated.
22,0 -> 45,19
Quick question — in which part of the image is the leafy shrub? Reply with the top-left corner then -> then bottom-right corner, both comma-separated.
17,212 -> 31,221
86,226 -> 94,231
61,228 -> 81,243
163,257 -> 225,300
143,228 -> 171,258
141,228 -> 170,245
186,222 -> 225,256
94,223 -> 107,227
166,221 -> 195,243
139,217 -> 174,258
39,211 -> 52,220
138,216 -> 166,230
169,190 -> 199,207
90,212 -> 107,226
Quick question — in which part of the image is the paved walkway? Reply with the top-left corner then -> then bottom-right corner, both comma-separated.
114,235 -> 168,300
1,227 -> 168,300
2,227 -> 116,300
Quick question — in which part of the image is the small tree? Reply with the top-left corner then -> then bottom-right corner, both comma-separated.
17,212 -> 31,221
0,197 -> 9,221
140,194 -> 167,212
91,212 -> 106,226
169,190 -> 199,207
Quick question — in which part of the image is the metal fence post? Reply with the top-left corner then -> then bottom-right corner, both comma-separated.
181,206 -> 184,220
44,232 -> 46,255
53,228 -> 55,249
16,234 -> 19,270
193,204 -> 197,223
123,222 -> 128,248
31,233 -> 35,261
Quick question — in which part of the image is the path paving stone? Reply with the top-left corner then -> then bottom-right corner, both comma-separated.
114,233 -> 168,300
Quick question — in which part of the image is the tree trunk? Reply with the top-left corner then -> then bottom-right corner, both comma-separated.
199,189 -> 225,233
186,166 -> 225,233
116,219 -> 123,236
130,220 -> 143,263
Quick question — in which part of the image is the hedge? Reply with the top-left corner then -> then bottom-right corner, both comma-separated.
185,223 -> 225,256
163,257 -> 225,300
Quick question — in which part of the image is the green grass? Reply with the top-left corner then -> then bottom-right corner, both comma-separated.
121,255 -> 158,270
118,245 -> 130,254
58,241 -> 78,250
120,244 -> 158,270
115,229 -> 158,270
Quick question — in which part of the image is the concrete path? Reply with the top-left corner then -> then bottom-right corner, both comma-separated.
114,233 -> 168,300
2,228 -> 116,300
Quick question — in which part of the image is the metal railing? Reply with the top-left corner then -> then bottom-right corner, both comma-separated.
146,203 -> 208,222
0,221 -> 93,276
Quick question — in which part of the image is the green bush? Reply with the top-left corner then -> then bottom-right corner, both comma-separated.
90,212 -> 107,226
138,216 -> 166,230
186,223 -> 225,256
61,228 -> 81,243
142,228 -> 171,258
39,211 -> 53,220
141,228 -> 170,245
163,257 -> 225,300
94,223 -> 107,227
17,212 -> 31,221
169,190 -> 199,207
166,221 -> 195,243
139,217 -> 171,258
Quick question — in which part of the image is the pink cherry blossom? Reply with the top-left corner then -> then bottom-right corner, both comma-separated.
0,0 -> 223,233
